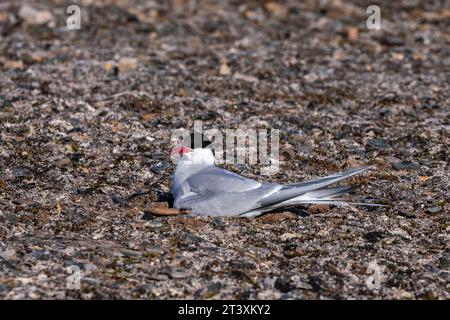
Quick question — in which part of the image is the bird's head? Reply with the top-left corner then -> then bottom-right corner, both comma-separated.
171,146 -> 215,166
170,132 -> 215,165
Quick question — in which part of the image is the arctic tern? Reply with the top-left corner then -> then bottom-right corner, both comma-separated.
171,145 -> 382,217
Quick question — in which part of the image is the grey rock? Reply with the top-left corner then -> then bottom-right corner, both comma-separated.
426,207 -> 442,214
11,168 -> 32,178
367,138 -> 390,150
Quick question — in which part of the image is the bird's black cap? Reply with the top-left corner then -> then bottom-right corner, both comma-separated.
182,132 -> 212,149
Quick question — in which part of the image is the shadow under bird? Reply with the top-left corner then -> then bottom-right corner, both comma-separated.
169,136 -> 384,217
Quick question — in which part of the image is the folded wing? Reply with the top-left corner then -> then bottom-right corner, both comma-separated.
175,166 -> 375,216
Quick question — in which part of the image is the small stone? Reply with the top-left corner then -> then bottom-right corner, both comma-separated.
3,60 -> 24,69
111,194 -> 129,207
143,151 -> 165,159
70,153 -> 83,162
161,266 -> 188,279
211,218 -> 225,230
1,98 -> 12,108
18,5 -> 54,25
49,119 -> 73,132
363,231 -> 384,242
391,161 -> 419,171
346,27 -> 359,42
297,282 -> 313,290
83,263 -> 98,273
31,250 -> 49,260
103,61 -> 115,72
120,248 -> 142,257
141,113 -> 159,121
418,176 -> 430,183
21,51 -> 47,64
257,289 -> 281,299
219,62 -> 231,76
308,204 -> 329,214
150,162 -> 170,174
397,210 -> 416,219
389,228 -> 411,239
280,233 -> 302,241
386,157 -> 420,170
54,158 -> 71,168
0,249 -> 16,260
148,273 -> 169,281
401,291 -> 413,299
426,207 -> 442,214
274,277 -> 295,293
206,282 -> 222,297
11,168 -> 32,178
187,234 -> 206,243
233,72 -> 259,83
146,247 -> 164,256
264,2 -> 288,17
142,212 -> 156,221
367,138 -> 390,150
392,52 -> 405,61
118,57 -> 138,73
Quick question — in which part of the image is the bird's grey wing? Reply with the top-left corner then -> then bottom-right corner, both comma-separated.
258,167 -> 371,208
176,183 -> 280,216
185,166 -> 262,194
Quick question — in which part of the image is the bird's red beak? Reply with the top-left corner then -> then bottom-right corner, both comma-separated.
170,146 -> 192,157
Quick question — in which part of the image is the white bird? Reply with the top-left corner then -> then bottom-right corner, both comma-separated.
171,146 -> 383,217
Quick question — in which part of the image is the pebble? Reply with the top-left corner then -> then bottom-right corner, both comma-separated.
280,233 -> 302,241
308,204 -> 330,214
367,138 -> 390,150
31,250 -> 49,260
146,247 -> 164,256
150,162 -> 170,174
187,234 -> 206,243
3,60 -> 24,69
386,156 -> 420,170
219,62 -> 231,76
111,194 -> 129,207
18,5 -> 53,25
397,210 -> 416,219
392,161 -> 420,171
148,273 -> 169,281
141,212 -> 156,221
143,151 -> 165,159
389,229 -> 411,240
426,207 -> 442,214
160,266 -> 189,279
363,231 -> 385,242
0,249 -> 16,260
206,282 -> 222,297
275,277 -> 295,293
211,218 -> 225,230
83,263 -> 98,273
233,72 -> 259,83
265,2 -> 288,17
11,168 -> 32,178
54,158 -> 71,168
118,57 -> 138,73
120,248 -> 142,257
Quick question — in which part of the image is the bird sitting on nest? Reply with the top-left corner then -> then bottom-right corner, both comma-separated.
150,133 -> 384,217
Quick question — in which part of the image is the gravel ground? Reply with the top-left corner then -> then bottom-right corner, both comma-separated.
0,0 -> 449,299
